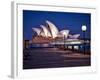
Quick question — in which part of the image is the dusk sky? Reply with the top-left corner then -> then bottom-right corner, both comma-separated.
23,10 -> 91,40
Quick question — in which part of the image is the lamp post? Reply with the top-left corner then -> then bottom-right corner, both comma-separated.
81,25 -> 87,54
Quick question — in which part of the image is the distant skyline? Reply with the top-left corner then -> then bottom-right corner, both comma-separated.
23,10 -> 91,40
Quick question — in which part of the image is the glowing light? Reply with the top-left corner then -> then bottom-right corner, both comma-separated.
82,25 -> 87,31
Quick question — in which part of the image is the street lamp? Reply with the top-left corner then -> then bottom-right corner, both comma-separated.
81,25 -> 87,54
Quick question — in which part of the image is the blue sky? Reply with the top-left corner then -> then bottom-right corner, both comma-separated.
23,10 -> 91,40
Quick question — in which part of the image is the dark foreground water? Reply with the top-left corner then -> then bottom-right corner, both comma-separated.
23,48 -> 91,69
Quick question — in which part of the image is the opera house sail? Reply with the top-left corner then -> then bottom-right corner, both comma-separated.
46,20 -> 59,38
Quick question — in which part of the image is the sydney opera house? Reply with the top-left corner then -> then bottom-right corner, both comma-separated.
31,20 -> 80,45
